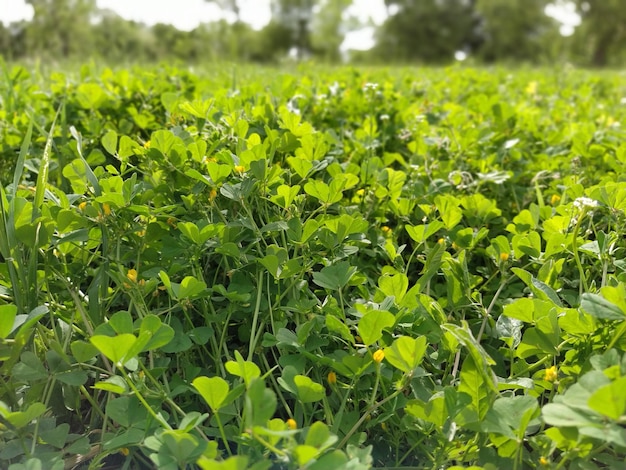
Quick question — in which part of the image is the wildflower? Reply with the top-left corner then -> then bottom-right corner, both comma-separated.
373,349 -> 385,363
287,418 -> 297,430
550,194 -> 561,205
209,189 -> 218,201
363,82 -> 379,92
120,447 -> 130,456
438,238 -> 445,245
381,226 -> 392,237
544,365 -> 558,383
127,269 -> 138,283
234,165 -> 245,174
539,456 -> 549,466
451,242 -> 459,251
380,114 -> 390,121
166,217 -> 177,228
102,204 -> 112,216
143,140 -> 151,149
573,197 -> 598,210
78,201 -> 87,211
525,81 -> 538,95
499,252 -> 510,262
327,371 -> 337,385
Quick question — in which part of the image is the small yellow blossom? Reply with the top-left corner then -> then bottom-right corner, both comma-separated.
381,226 -> 392,237
127,269 -> 138,283
78,201 -> 87,211
102,203 -> 112,216
234,165 -> 245,174
525,81 -> 538,95
136,230 -> 146,237
544,365 -> 558,383
143,140 -> 151,149
327,371 -> 337,385
287,418 -> 297,430
500,252 -> 510,262
373,349 -> 385,363
167,217 -> 177,228
356,189 -> 365,196
120,447 -> 130,456
381,422 -> 387,431
451,242 -> 459,251
438,238 -> 445,245
551,194 -> 561,205
539,456 -> 549,466
209,189 -> 218,200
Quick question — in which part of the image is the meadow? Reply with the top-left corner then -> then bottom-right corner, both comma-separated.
0,63 -> 625,469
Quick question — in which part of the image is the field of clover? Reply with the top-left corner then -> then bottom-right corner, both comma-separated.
0,61 -> 625,469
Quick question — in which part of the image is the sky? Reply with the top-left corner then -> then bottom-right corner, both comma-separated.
1,0 -> 580,49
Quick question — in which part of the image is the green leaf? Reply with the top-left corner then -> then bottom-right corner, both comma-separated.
384,336 -> 428,373
378,272 -> 409,303
457,355 -> 493,424
325,315 -> 353,343
102,130 -> 117,156
294,375 -> 325,403
588,377 -> 626,420
226,350 -> 261,387
581,292 -> 626,321
245,378 -> 276,427
178,276 -> 208,299
193,376 -> 230,412
90,334 -> 137,365
358,310 -> 395,346
0,304 -> 17,339
312,262 -> 357,291
305,421 -> 336,449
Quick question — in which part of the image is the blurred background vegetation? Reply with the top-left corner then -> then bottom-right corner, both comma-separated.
0,0 -> 625,67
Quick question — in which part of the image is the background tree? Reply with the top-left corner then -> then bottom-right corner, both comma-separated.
310,0 -> 353,62
373,0 -> 481,63
571,0 -> 626,66
25,0 -> 97,59
474,0 -> 559,63
270,0 -> 317,59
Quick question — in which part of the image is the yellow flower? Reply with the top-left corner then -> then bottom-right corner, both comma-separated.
234,165 -> 245,174
525,81 -> 538,95
136,230 -> 146,237
127,269 -> 138,283
209,189 -> 218,200
356,189 -> 365,196
78,201 -> 87,211
550,194 -> 561,205
437,238 -> 445,245
143,140 -> 151,149
167,217 -> 177,228
381,226 -> 392,237
120,447 -> 130,456
287,418 -> 297,430
102,203 -> 112,216
373,349 -> 385,363
327,371 -> 337,385
539,456 -> 549,466
544,365 -> 558,382
500,252 -> 509,262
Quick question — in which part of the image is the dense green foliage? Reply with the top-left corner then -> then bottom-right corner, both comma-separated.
2,0 -> 626,66
1,63 -> 626,469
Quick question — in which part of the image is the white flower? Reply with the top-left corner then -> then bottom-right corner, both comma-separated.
329,81 -> 340,96
363,82 -> 379,92
380,114 -> 390,121
573,197 -> 599,209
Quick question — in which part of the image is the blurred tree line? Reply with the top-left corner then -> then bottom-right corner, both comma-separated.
0,0 -> 625,66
